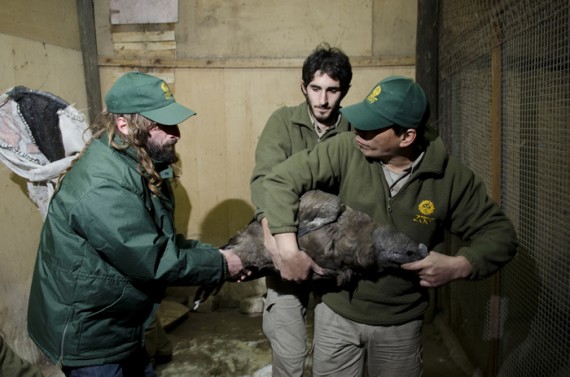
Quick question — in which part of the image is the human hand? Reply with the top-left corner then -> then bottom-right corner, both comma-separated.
273,233 -> 312,282
220,249 -> 251,282
401,251 -> 473,288
278,247 -> 314,282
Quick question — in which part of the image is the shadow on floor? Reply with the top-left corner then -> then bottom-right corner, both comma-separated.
156,307 -> 471,377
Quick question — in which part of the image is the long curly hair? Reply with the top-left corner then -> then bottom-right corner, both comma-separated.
58,112 -> 167,196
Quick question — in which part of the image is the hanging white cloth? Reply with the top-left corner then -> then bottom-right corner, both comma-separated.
0,87 -> 91,219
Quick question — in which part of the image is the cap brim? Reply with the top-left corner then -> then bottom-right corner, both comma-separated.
141,102 -> 196,126
340,102 -> 392,131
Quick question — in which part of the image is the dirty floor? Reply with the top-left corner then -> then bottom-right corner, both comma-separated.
155,306 -> 471,377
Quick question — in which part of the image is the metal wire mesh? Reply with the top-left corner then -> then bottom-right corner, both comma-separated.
438,0 -> 570,375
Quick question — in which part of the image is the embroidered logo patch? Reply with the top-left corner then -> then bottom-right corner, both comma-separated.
367,85 -> 382,104
414,199 -> 436,224
161,81 -> 173,100
418,200 -> 435,215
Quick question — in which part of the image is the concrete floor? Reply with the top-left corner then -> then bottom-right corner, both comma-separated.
156,306 -> 472,377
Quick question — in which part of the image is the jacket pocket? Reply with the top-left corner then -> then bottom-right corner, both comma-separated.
75,278 -> 152,354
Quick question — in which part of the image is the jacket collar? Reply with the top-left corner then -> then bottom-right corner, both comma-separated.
413,128 -> 448,177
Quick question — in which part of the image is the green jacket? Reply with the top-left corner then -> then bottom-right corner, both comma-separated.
263,131 -> 518,325
28,136 -> 226,367
250,102 -> 351,220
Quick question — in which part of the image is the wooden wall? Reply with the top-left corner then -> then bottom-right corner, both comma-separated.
0,0 -> 87,370
95,0 -> 418,247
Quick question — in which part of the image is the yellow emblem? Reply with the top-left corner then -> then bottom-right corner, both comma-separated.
418,200 -> 435,216
367,85 -> 382,103
161,81 -> 173,100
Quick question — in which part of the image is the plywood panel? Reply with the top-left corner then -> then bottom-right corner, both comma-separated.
177,0 -> 374,58
0,33 -> 88,117
172,70 -> 222,242
373,0 -> 418,56
0,0 -> 80,50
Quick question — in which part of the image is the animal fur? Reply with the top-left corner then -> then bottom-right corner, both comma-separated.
227,190 -> 428,286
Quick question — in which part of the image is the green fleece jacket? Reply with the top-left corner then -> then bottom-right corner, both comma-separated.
250,102 -> 351,220
263,131 -> 518,325
28,136 -> 226,367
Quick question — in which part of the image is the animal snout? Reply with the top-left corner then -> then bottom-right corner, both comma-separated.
418,243 -> 428,259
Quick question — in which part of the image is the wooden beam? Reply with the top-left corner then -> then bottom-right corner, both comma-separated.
416,0 -> 439,129
77,0 -> 102,123
98,55 -> 416,69
491,23 -> 503,204
487,19 -> 504,377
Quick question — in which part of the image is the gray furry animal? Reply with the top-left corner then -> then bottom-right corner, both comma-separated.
228,190 -> 428,286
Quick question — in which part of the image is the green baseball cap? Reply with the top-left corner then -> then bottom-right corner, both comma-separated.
340,76 -> 427,130
105,72 -> 196,126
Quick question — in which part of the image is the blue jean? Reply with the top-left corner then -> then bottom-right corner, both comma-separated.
62,352 -> 156,377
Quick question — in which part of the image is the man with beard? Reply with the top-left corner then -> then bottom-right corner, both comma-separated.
250,43 -> 352,376
27,72 -> 247,377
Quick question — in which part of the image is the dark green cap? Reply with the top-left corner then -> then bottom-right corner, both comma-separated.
105,72 -> 196,126
340,76 -> 427,130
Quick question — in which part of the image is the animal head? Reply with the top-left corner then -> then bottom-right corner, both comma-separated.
371,226 -> 428,268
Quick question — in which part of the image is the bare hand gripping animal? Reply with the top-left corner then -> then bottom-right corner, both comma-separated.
194,190 -> 428,308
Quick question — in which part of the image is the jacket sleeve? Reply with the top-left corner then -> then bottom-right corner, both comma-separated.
446,159 -> 518,279
250,108 -> 295,221
262,136 -> 345,234
67,181 -> 226,286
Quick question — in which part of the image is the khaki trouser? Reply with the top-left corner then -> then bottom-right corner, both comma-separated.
262,276 -> 311,377
313,303 -> 423,377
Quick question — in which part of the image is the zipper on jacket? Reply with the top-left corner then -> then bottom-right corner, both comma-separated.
56,322 -> 69,369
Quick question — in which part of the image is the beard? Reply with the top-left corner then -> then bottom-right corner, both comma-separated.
145,138 -> 178,164
305,97 -> 337,126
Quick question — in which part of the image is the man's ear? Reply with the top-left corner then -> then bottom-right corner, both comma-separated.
116,116 -> 129,135
400,129 -> 417,147
300,81 -> 308,96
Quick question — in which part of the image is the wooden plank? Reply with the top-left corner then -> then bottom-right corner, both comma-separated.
98,55 -> 416,69
415,0 -> 439,130
114,41 -> 177,52
112,30 -> 176,43
491,22 -> 502,204
487,19 -> 503,377
77,0 -> 102,122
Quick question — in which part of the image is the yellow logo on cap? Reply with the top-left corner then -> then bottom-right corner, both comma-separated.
161,82 -> 173,100
367,85 -> 381,103
413,199 -> 436,224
